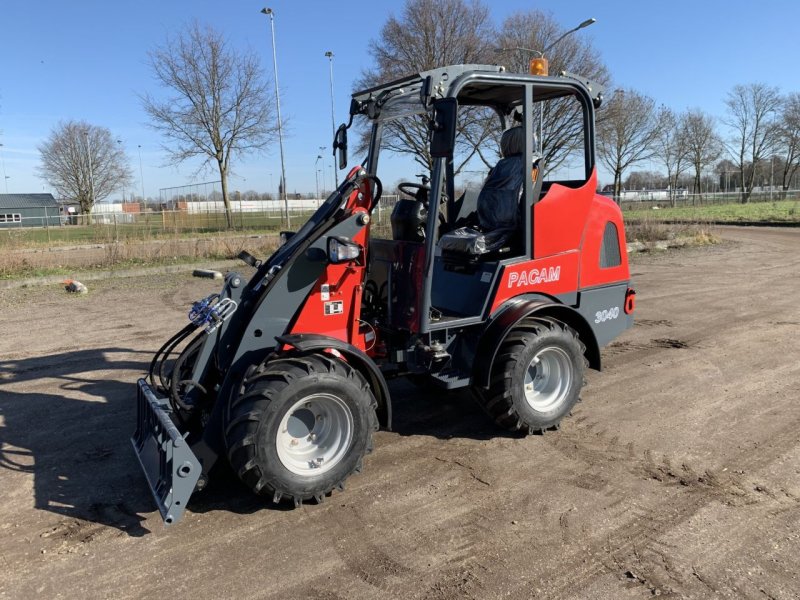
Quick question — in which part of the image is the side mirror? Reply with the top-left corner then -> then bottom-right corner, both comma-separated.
429,98 -> 458,158
334,124 -> 348,170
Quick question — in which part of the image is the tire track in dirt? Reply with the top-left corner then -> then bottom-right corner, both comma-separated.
310,504 -> 415,597
505,414 -> 800,597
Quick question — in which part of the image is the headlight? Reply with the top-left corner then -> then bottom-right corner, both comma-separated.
327,236 -> 362,264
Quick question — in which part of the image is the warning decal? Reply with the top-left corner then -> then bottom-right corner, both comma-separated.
324,301 -> 344,316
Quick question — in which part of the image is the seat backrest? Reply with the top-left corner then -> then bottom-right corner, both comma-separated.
476,126 -> 528,233
476,154 -> 524,233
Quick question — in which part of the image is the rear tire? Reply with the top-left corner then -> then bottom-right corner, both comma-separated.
225,354 -> 378,506
474,318 -> 585,434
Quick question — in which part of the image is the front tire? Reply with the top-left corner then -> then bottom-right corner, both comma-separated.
474,318 -> 585,434
225,354 -> 378,506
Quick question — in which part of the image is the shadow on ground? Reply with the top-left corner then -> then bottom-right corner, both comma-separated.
0,350 -> 519,532
0,348 -> 155,536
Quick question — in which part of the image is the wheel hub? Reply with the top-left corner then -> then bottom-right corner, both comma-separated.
276,393 -> 353,476
523,346 -> 573,412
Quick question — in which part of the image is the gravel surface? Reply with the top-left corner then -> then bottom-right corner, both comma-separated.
0,226 -> 798,599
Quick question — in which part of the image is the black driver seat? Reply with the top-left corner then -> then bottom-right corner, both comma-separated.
438,126 -> 531,256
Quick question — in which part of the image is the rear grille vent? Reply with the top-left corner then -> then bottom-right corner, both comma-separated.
600,222 -> 621,268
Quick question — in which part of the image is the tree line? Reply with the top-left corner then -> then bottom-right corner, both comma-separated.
599,84 -> 800,203
36,0 -> 799,225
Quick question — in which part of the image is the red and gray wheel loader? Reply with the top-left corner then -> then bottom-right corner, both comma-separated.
132,63 -> 636,524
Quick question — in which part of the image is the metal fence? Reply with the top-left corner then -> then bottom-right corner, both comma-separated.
619,189 -> 800,211
0,196 -> 400,248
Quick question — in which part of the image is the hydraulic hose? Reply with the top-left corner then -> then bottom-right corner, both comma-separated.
157,326 -> 198,392
148,323 -> 196,390
169,332 -> 206,413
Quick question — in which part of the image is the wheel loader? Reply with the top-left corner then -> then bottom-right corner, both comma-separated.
132,62 -> 635,524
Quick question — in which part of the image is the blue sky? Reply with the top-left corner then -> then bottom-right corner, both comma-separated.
1,0 -> 798,198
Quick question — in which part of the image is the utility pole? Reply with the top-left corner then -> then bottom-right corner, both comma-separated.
84,130 -> 95,211
262,7 -> 290,228
315,154 -> 322,201
770,155 -> 774,201
325,51 -> 339,187
117,140 -> 126,202
138,145 -> 146,203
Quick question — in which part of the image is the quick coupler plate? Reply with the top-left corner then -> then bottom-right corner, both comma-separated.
131,379 -> 201,525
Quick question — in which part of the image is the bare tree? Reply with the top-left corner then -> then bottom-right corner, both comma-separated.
357,0 -> 495,173
142,23 -> 277,228
596,89 -> 660,200
654,107 -> 690,206
496,10 -> 610,175
38,120 -> 132,219
723,83 -> 781,203
777,92 -> 800,195
682,109 -> 722,200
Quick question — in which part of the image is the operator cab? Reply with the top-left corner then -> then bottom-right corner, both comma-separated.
347,64 -> 601,332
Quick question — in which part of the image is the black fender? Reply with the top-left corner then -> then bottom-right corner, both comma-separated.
275,334 -> 392,431
473,296 -> 601,390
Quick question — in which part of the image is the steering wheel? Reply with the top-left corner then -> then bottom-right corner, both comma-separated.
398,181 -> 430,203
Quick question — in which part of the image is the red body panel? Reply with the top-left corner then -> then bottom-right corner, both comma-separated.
579,194 -> 630,289
489,252 -> 580,313
490,168 -> 630,314
533,170 -> 597,258
288,176 -> 374,349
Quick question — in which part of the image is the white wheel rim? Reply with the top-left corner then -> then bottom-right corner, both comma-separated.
276,393 -> 354,476
523,346 -> 573,412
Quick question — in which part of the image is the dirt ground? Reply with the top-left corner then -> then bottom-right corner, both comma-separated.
0,226 -> 798,599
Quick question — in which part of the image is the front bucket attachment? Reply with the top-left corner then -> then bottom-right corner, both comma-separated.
131,379 -> 200,525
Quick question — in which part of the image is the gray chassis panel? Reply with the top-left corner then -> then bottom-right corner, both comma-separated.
575,283 -> 632,347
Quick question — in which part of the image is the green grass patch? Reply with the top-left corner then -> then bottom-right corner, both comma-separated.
624,200 -> 800,223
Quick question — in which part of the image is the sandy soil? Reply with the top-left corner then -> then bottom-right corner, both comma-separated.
0,226 -> 798,600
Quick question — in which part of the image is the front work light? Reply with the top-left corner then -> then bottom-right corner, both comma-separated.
529,57 -> 549,76
327,236 -> 362,264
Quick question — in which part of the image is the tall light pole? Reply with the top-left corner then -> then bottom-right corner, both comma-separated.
770,155 -> 775,201
496,18 -> 596,155
324,51 -> 339,187
0,143 -> 8,194
261,7 -> 290,228
116,139 -> 126,202
541,18 -> 596,58
137,145 -> 146,202
84,130 -> 95,209
318,146 -> 327,194
315,154 -> 323,200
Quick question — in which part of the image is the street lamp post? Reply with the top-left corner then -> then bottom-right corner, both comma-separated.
261,7 -> 290,228
315,154 -> 323,202
324,51 -> 339,187
318,146 -> 327,194
84,130 -> 95,209
770,155 -> 775,201
137,145 -> 146,203
496,18 -> 596,155
117,139 -> 126,202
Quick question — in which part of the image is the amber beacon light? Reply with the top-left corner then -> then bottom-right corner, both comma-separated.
529,57 -> 549,76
